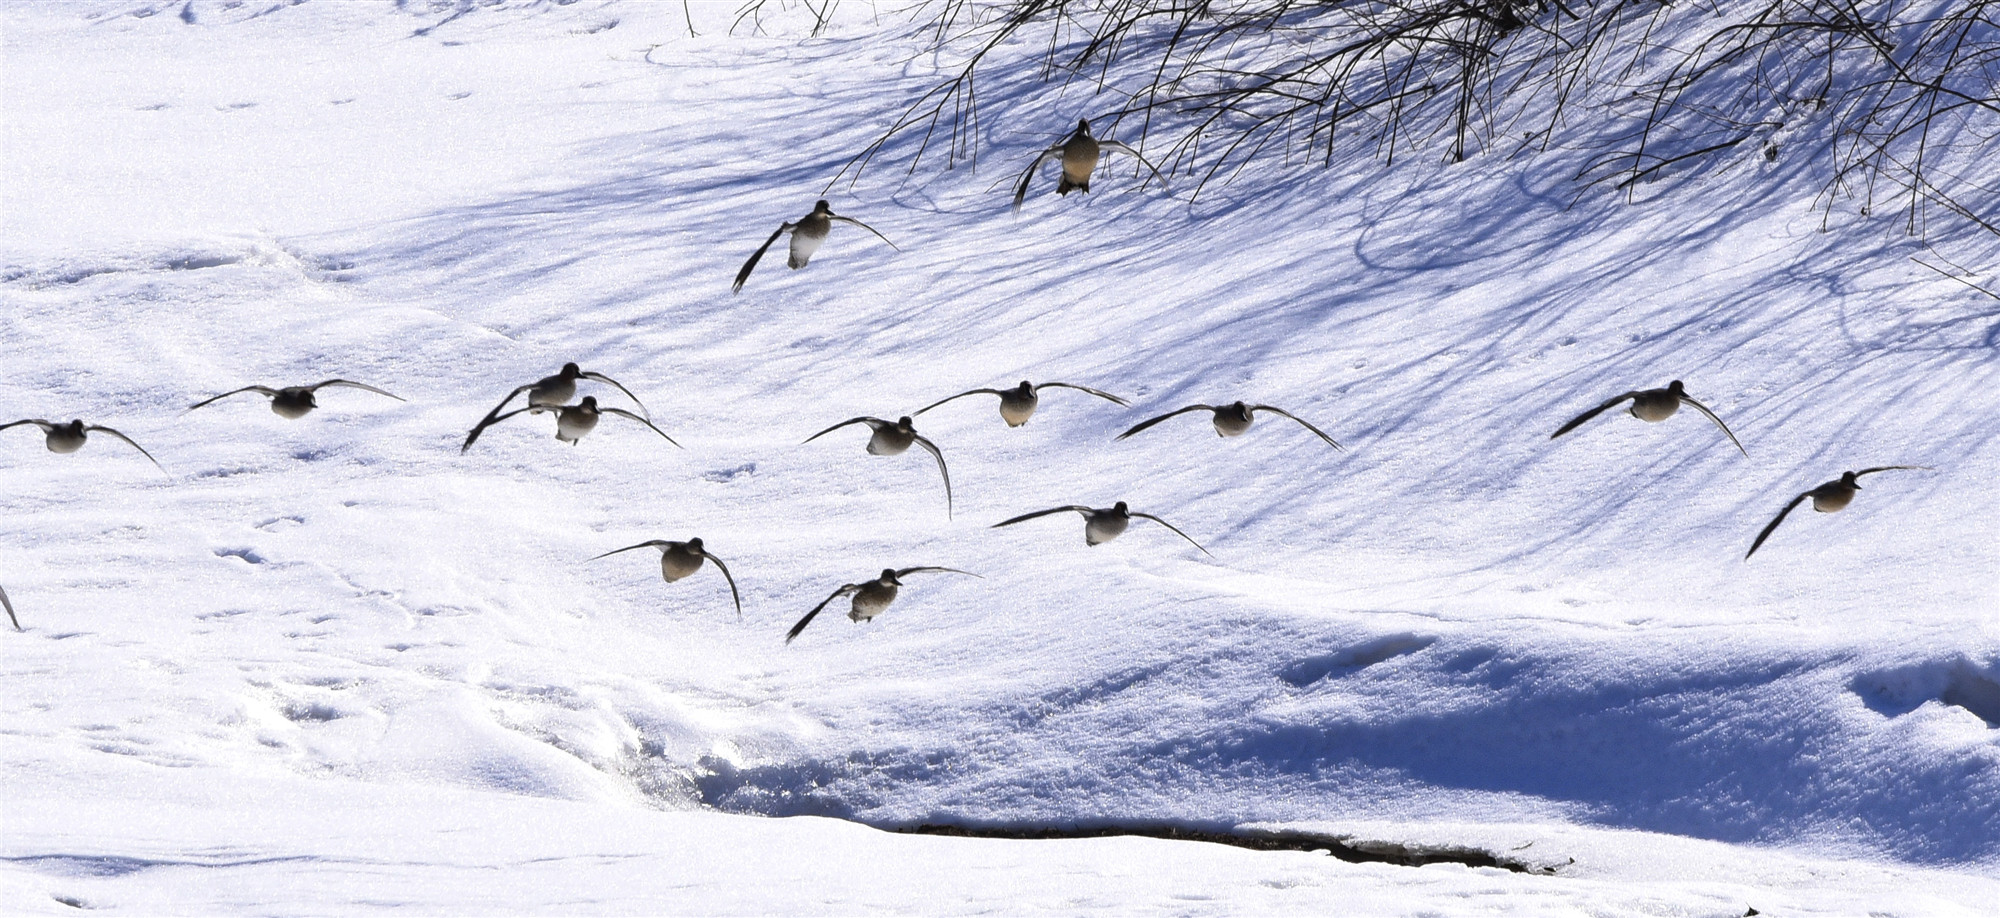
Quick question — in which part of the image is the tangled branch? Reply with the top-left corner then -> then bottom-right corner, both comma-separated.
742,0 -> 1999,239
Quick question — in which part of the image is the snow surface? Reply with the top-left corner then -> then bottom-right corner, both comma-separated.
3,1 -> 1998,914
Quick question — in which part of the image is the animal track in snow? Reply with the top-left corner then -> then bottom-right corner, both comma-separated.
702,462 -> 756,482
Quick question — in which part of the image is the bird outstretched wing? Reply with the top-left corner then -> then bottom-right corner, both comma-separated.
473,384 -> 538,434
733,223 -> 792,293
184,386 -> 279,412
1011,146 -> 1065,214
786,583 -> 862,644
85,425 -> 166,473
588,540 -> 674,562
461,404 -> 548,453
1855,465 -> 1932,478
1550,392 -> 1639,440
311,380 -> 405,401
1035,382 -> 1129,406
1745,491 -> 1812,560
829,214 -> 899,251
1131,512 -> 1214,557
579,371 -> 649,420
1676,394 -> 1747,457
802,416 -> 885,444
1098,140 -> 1170,190
894,566 -> 981,579
599,407 -> 681,448
992,506 -> 1094,528
914,388 -> 1003,416
699,549 -> 744,620
910,434 -> 954,518
1250,405 -> 1343,450
1116,405 -> 1215,440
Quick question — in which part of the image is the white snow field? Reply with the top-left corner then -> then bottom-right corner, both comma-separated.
4,0 -> 1999,914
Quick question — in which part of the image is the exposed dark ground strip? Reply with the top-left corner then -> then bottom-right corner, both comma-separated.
890,823 -> 1564,874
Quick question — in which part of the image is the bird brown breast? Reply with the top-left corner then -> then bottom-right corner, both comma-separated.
530,378 -> 577,407
660,548 -> 704,582
867,426 -> 915,456
1084,514 -> 1130,545
1213,413 -> 1254,437
998,393 -> 1037,427
1061,136 -> 1099,184
848,583 -> 897,621
555,409 -> 599,442
788,214 -> 832,269
1628,392 -> 1681,422
271,393 -> 315,418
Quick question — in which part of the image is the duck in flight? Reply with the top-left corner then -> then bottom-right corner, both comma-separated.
185,379 -> 403,418
473,363 -> 648,429
803,416 -> 953,517
1550,380 -> 1746,456
916,380 -> 1128,428
733,200 -> 897,293
1,418 -> 165,473
1013,119 -> 1169,213
992,501 -> 1211,557
461,396 -> 679,452
1744,466 -> 1931,559
1117,401 -> 1342,450
590,537 -> 742,618
785,566 -> 978,644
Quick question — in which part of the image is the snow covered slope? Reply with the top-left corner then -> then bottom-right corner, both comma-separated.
4,1 -> 1997,914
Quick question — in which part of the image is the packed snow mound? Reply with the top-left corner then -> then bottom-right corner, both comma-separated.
3,1 -> 1997,912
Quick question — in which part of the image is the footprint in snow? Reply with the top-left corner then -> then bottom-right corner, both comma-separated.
703,462 -> 756,482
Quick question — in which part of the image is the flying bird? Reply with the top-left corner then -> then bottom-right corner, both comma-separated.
785,566 -> 979,644
1013,118 -> 1169,213
1,585 -> 18,632
803,416 -> 953,517
915,380 -> 1128,428
1744,466 -> 1931,560
992,501 -> 1211,557
185,379 -> 403,418
733,200 -> 897,293
1117,401 -> 1342,450
461,396 -> 679,452
590,537 -> 742,618
1,419 -> 164,473
473,363 -> 649,430
1550,380 -> 1746,456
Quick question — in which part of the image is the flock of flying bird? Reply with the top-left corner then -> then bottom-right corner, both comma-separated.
2,118 -> 1933,638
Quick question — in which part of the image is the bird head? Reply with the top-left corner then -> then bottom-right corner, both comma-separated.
578,396 -> 599,409
879,568 -> 901,585
1667,380 -> 1686,394
1841,471 -> 1861,488
897,416 -> 915,428
1016,381 -> 1034,392
560,363 -> 583,378
685,537 -> 703,551
1112,501 -> 1129,513
814,199 -> 833,213
1076,118 -> 1092,135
